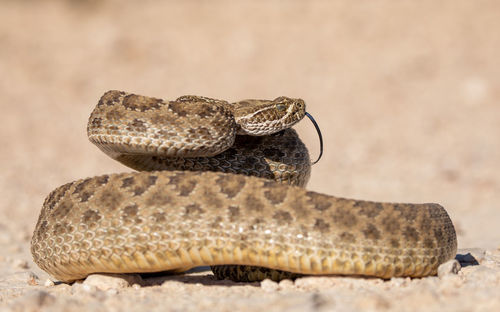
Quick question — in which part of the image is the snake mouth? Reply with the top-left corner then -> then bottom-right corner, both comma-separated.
305,112 -> 323,165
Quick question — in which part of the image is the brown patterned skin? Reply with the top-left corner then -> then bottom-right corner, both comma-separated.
32,171 -> 456,282
88,90 -> 306,159
114,129 -> 311,187
31,91 -> 457,283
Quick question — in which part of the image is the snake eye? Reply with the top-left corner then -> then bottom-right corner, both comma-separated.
276,103 -> 286,111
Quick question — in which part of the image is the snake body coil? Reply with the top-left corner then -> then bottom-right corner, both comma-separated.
31,91 -> 457,282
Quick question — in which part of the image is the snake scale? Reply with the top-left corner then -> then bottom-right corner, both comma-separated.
31,90 -> 457,283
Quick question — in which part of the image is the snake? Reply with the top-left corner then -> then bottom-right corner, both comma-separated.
31,90 -> 457,283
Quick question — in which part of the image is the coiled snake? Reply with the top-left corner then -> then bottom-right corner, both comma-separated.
31,90 -> 457,282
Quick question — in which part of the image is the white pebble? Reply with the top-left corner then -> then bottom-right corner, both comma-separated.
438,259 -> 461,278
260,278 -> 279,292
83,273 -> 143,291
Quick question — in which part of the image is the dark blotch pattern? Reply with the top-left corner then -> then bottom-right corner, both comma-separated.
168,102 -> 189,117
53,199 -> 73,219
106,109 -> 124,120
306,192 -> 332,211
423,237 -> 435,249
390,238 -> 400,248
314,219 -> 330,233
434,228 -> 444,241
363,223 -> 381,240
339,232 -> 356,243
97,189 -> 124,212
95,175 -> 109,186
244,194 -> 264,212
394,204 -> 419,222
152,212 -> 166,223
168,173 -> 197,196
228,206 -> 240,222
121,177 -> 135,188
381,216 -> 401,234
122,175 -> 158,196
215,175 -> 246,198
127,118 -> 147,132
44,182 -> 72,212
402,226 -> 419,243
89,117 -> 102,129
264,185 -> 288,205
53,222 -> 69,236
331,207 -> 358,228
210,216 -> 224,229
272,210 -> 293,225
145,190 -> 172,207
82,209 -> 101,224
123,204 -> 138,217
185,203 -> 204,215
195,104 -> 218,119
97,90 -> 125,106
356,202 -> 383,218
122,94 -> 163,112
72,178 -> 94,203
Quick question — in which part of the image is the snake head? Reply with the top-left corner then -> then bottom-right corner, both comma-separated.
234,96 -> 306,136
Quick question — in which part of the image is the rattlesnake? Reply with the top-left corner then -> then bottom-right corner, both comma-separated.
31,90 -> 457,283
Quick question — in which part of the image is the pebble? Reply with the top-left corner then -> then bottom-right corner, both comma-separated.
132,283 -> 142,290
438,259 -> 461,277
82,273 -> 143,291
260,279 -> 279,292
44,278 -> 55,287
278,279 -> 295,290
72,282 -> 98,294
389,277 -> 411,287
456,248 -> 486,266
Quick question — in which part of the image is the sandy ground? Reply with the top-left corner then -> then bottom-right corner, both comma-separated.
1,0 -> 499,311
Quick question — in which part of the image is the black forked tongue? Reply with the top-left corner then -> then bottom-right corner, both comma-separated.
305,112 -> 323,165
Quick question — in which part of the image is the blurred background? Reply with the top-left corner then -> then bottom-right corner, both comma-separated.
0,0 -> 499,252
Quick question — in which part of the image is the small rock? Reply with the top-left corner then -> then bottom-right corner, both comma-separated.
83,273 -> 143,291
44,278 -> 55,287
278,279 -> 295,290
132,283 -> 141,290
389,277 -> 410,287
457,248 -> 486,265
455,253 -> 479,267
260,278 -> 279,292
438,259 -> 461,277
72,281 -> 98,294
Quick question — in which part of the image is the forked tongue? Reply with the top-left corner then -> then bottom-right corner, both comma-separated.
305,112 -> 323,165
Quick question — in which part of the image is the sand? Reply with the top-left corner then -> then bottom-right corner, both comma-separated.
0,1 -> 499,311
